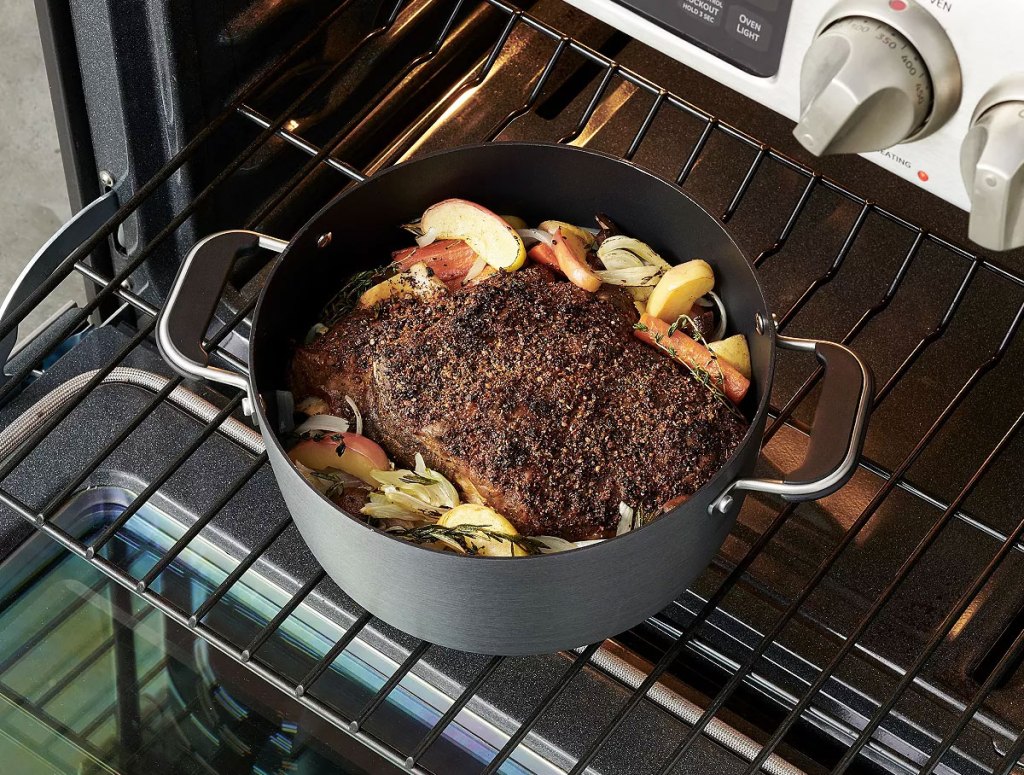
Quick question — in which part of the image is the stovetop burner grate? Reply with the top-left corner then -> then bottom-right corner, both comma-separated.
3,1 -> 1024,773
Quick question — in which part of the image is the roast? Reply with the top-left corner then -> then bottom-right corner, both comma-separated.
290,265 -> 748,541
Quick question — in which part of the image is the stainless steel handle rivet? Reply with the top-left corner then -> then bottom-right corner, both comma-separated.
317,232 -> 333,249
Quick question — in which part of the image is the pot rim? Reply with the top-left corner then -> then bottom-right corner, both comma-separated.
249,141 -> 777,561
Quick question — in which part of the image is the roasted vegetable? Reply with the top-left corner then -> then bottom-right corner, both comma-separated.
392,239 -> 480,284
289,431 -> 391,485
708,334 -> 752,379
527,231 -> 602,292
594,265 -> 662,288
646,260 -> 716,323
358,262 -> 447,307
539,220 -> 596,248
421,199 -> 526,271
597,236 -> 672,272
527,242 -> 560,270
634,313 -> 750,404
595,235 -> 670,302
552,229 -> 602,292
438,504 -> 530,556
361,454 -> 460,521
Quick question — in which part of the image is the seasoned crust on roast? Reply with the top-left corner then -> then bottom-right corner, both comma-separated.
291,266 -> 747,540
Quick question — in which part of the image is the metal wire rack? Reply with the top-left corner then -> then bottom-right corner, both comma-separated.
2,0 -> 1024,772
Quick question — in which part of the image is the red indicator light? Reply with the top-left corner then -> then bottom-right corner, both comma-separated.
918,170 -> 929,182
889,0 -> 908,10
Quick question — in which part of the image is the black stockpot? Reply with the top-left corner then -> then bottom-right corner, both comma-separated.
158,143 -> 871,655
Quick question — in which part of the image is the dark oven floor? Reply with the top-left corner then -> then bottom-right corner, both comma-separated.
2,1 -> 1024,774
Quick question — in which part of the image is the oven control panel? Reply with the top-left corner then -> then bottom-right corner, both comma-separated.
565,0 -> 1024,251
612,0 -> 795,78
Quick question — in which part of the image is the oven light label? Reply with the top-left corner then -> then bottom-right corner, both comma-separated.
615,0 -> 794,77
678,0 -> 725,26
727,6 -> 772,51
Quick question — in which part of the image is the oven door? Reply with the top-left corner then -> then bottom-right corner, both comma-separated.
0,488 -> 562,775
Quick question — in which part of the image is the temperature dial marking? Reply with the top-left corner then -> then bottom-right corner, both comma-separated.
794,13 -> 936,156
832,17 -> 931,114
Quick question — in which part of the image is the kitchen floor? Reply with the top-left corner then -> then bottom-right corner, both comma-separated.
0,0 -> 84,340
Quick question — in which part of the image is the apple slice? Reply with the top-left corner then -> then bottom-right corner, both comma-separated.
420,199 -> 526,271
392,239 -> 480,281
646,260 -> 715,324
708,334 -> 752,379
527,242 -> 560,271
290,432 -> 391,485
527,234 -> 602,292
539,220 -> 596,248
438,504 -> 529,557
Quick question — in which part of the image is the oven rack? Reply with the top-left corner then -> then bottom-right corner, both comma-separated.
1,1 -> 1023,772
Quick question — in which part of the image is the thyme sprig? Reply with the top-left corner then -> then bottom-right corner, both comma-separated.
400,473 -> 439,486
635,316 -> 744,418
384,523 -> 544,556
321,264 -> 395,325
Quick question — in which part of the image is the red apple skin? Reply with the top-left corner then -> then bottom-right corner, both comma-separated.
392,240 -> 480,284
420,199 -> 526,271
289,432 -> 390,485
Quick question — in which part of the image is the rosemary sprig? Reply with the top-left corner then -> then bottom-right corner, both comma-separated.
399,473 -> 438,486
385,523 -> 544,556
320,264 -> 394,325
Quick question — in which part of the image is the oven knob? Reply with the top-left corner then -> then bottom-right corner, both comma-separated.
794,1 -> 961,156
961,78 -> 1024,252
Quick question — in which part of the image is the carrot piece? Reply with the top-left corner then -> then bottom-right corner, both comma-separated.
527,242 -> 560,270
529,234 -> 602,293
392,239 -> 480,283
634,313 -> 750,404
552,229 -> 602,292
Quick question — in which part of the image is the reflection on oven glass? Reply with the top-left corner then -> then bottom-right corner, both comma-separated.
0,489 -> 550,774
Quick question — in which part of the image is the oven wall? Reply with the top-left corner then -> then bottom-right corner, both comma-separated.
37,0 -> 354,308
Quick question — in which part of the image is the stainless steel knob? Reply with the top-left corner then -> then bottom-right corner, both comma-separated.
961,77 -> 1024,252
794,0 -> 961,156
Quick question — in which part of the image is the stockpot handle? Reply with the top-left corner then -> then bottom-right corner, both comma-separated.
156,230 -> 286,415
709,334 -> 874,514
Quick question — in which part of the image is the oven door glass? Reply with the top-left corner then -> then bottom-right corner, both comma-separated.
0,488 -> 557,774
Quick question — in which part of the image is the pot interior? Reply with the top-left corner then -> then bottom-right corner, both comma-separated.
251,142 -> 775,484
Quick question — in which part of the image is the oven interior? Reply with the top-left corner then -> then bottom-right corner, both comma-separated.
3,0 -> 1024,772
